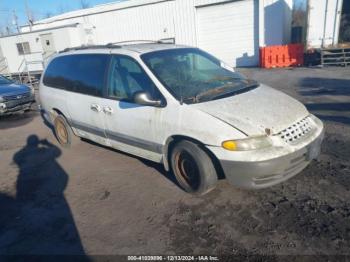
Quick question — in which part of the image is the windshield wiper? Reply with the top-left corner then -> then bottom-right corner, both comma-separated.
205,83 -> 259,101
193,79 -> 258,103
204,76 -> 243,83
194,84 -> 238,102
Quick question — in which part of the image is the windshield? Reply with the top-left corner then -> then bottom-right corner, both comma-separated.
141,48 -> 258,104
0,75 -> 13,85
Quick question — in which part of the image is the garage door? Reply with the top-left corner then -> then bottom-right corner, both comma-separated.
196,0 -> 259,67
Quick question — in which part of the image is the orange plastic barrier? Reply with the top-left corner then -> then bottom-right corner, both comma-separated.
260,44 -> 304,68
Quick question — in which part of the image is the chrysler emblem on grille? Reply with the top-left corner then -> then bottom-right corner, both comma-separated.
16,95 -> 22,99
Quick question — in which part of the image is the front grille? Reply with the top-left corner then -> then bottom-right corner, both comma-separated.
4,93 -> 33,108
3,92 -> 31,101
277,116 -> 314,144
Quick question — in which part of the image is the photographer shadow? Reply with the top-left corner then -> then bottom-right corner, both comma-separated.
0,135 -> 88,259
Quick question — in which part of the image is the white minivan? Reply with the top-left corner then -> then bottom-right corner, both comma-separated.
39,43 -> 324,194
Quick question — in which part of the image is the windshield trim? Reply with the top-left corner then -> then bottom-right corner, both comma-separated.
140,48 -> 255,104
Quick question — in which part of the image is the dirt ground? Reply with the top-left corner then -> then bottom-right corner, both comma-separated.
0,67 -> 349,260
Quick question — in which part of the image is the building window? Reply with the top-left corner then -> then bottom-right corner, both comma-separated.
16,42 -> 31,55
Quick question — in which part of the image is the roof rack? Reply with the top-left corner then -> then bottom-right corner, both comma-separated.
107,38 -> 175,46
106,40 -> 158,45
59,44 -> 121,53
58,38 -> 176,53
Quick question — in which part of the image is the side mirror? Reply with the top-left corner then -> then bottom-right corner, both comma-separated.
133,92 -> 163,107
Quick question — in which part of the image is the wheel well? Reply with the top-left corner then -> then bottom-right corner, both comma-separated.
164,135 -> 225,180
51,108 -> 64,118
51,108 -> 70,124
50,108 -> 75,130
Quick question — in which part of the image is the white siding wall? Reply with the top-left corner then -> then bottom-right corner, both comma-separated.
1,0 -> 295,73
87,1 -> 176,44
171,0 -> 249,46
0,33 -> 43,73
22,0 -> 292,48
23,1 -> 176,46
68,25 -> 86,47
307,0 -> 343,48
262,0 -> 292,46
0,26 -> 81,73
196,0 -> 259,66
173,0 -> 197,46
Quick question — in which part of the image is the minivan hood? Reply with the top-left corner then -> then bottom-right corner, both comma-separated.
191,84 -> 309,135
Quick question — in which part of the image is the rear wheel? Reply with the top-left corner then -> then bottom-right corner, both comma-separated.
170,140 -> 218,195
54,115 -> 78,148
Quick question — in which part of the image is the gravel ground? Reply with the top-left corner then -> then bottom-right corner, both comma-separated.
0,67 -> 349,261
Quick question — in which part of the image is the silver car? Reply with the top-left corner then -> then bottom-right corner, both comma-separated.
39,43 -> 324,194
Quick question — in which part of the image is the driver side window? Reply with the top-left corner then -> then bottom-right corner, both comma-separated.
107,55 -> 159,101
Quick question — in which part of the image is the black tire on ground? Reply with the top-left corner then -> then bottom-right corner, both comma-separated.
170,140 -> 218,195
53,114 -> 79,148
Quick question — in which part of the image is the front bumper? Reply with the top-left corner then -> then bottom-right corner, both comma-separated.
0,96 -> 35,115
207,117 -> 324,189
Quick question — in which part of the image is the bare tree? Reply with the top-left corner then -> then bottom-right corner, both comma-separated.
340,14 -> 350,42
25,1 -> 35,27
80,0 -> 90,9
44,11 -> 53,18
0,22 -> 13,36
292,0 -> 307,27
0,10 -> 18,35
339,0 -> 350,42
292,9 -> 306,27
57,3 -> 71,15
0,26 -> 6,36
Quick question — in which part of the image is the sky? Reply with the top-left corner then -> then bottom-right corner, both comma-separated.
0,0 -> 124,31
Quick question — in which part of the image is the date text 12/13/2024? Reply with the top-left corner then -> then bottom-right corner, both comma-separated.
127,256 -> 219,261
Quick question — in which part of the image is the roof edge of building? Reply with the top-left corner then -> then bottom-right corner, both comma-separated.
0,23 -> 80,39
21,0 -> 174,30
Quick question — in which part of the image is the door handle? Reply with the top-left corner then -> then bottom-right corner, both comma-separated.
103,106 -> 114,114
90,104 -> 102,112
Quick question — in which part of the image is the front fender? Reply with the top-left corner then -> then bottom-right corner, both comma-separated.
160,104 -> 247,170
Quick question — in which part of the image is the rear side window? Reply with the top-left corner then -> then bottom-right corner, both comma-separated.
43,54 -> 109,97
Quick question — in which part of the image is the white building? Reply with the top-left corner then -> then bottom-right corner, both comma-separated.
1,0 -> 295,76
306,0 -> 346,48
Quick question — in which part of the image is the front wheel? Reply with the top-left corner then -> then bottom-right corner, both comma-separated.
170,140 -> 218,195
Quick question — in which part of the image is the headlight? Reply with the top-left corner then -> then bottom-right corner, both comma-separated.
30,88 -> 35,95
0,96 -> 4,102
222,135 -> 273,151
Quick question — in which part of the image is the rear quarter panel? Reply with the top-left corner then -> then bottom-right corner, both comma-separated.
39,77 -> 71,123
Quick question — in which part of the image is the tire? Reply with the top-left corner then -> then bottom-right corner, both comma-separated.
53,115 -> 79,148
170,140 -> 218,195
